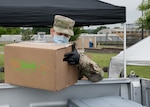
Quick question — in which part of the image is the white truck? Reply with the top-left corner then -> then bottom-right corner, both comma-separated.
0,77 -> 149,107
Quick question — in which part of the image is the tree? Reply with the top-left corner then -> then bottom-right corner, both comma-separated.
69,26 -> 107,41
32,27 -> 50,34
80,26 -> 107,34
0,27 -> 7,36
93,26 -> 107,34
0,27 -> 21,36
137,0 -> 150,29
21,29 -> 33,41
69,27 -> 87,41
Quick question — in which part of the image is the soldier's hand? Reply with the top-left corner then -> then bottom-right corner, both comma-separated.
63,43 -> 80,65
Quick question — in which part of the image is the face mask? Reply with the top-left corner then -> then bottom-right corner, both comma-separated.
53,35 -> 69,44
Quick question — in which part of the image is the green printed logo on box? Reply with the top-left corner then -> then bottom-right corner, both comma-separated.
9,59 -> 48,74
20,61 -> 36,70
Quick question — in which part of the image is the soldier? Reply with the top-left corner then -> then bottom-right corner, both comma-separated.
51,15 -> 104,82
51,15 -> 75,44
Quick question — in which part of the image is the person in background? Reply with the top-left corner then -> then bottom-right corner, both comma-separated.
51,15 -> 104,82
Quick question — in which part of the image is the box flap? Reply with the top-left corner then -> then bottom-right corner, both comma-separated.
5,42 -> 72,50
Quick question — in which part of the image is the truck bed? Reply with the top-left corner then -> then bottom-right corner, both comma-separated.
0,78 -> 149,107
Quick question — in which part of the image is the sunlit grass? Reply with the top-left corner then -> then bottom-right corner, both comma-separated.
127,65 -> 150,79
0,43 -> 150,80
86,52 -> 150,79
0,54 -> 4,81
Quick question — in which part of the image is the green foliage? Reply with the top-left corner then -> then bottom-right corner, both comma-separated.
69,27 -> 87,41
0,27 -> 7,36
137,0 -> 150,29
32,27 -> 50,34
93,26 -> 107,34
21,29 -> 33,41
69,26 -> 107,41
82,26 -> 107,34
0,27 -> 21,36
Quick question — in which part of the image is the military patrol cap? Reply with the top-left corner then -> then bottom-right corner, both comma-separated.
53,15 -> 75,36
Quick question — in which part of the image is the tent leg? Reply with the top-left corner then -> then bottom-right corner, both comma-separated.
123,23 -> 127,78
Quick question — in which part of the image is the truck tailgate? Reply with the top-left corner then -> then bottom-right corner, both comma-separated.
141,78 -> 150,107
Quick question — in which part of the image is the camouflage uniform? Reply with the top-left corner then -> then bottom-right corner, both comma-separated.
53,15 -> 104,82
78,53 -> 104,82
53,15 -> 75,36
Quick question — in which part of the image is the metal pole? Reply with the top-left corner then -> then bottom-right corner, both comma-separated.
123,23 -> 127,78
141,0 -> 144,39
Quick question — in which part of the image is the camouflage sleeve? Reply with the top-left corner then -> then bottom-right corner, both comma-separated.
78,53 -> 104,82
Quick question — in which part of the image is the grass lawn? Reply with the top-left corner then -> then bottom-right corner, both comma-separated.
0,42 -> 150,80
86,52 -> 150,79
0,43 -> 5,81
0,44 -> 5,52
0,54 -> 4,80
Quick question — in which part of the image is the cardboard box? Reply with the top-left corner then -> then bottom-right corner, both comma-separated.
4,42 -> 78,91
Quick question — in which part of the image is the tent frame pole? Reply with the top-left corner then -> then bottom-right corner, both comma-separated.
123,23 -> 127,78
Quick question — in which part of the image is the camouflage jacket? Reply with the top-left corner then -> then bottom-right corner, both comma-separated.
77,53 -> 104,82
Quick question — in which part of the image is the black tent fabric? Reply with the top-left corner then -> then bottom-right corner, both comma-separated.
0,0 -> 126,27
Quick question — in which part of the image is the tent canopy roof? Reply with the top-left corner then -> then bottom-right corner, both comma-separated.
112,36 -> 150,65
109,36 -> 150,78
0,0 -> 126,27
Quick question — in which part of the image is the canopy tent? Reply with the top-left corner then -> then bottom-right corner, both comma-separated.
109,36 -> 150,78
0,0 -> 127,77
0,0 -> 125,27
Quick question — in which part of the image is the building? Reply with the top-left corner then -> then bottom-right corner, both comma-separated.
0,35 -> 53,42
98,27 -> 150,45
75,33 -> 123,49
98,28 -> 150,39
